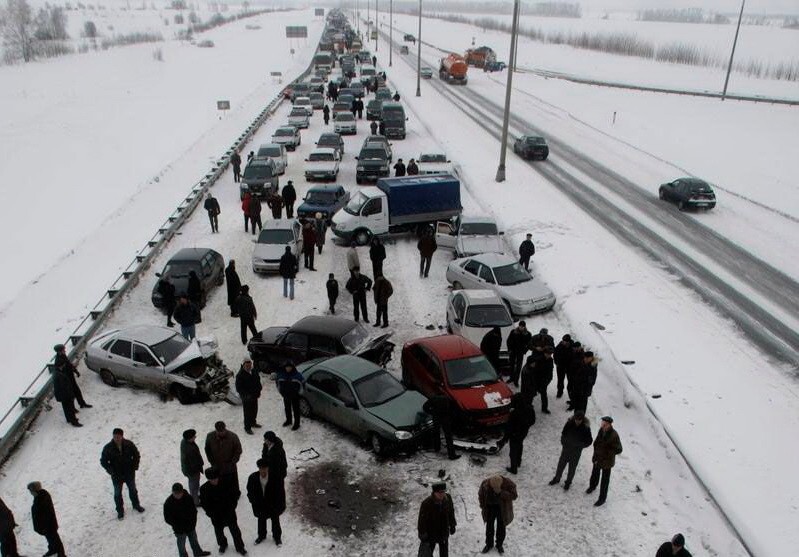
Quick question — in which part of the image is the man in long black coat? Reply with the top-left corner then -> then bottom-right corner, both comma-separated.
480,327 -> 503,372
236,358 -> 262,434
235,285 -> 258,345
157,278 -> 177,326
54,343 -> 91,409
225,261 -> 242,317
100,428 -> 144,519
518,233 -> 535,271
531,347 -> 554,414
246,459 -> 286,546
28,482 -> 65,557
231,152 -> 242,183
261,431 -> 287,481
180,429 -> 204,506
187,271 -> 203,307
502,393 -> 535,474
345,267 -> 372,323
369,237 -> 386,279
423,395 -> 460,460
0,496 -> 19,557
200,468 -> 246,555
549,411 -> 592,490
52,361 -> 81,427
553,334 -> 573,398
282,181 -> 297,219
506,321 -> 531,385
163,483 -> 211,557
203,193 -> 221,233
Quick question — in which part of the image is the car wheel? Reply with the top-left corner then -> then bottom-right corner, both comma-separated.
171,384 -> 194,405
659,188 -> 666,200
369,433 -> 388,456
100,369 -> 118,387
354,229 -> 371,246
541,154 -> 548,161
452,281 -> 463,290
298,397 -> 313,418
216,273 -> 224,286
678,200 -> 687,211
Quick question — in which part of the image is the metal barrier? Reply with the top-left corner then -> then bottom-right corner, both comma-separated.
0,35 -> 325,465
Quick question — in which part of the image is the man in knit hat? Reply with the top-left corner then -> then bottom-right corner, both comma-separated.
417,482 -> 456,556
655,533 -> 692,557
477,474 -> 517,554
587,416 -> 623,506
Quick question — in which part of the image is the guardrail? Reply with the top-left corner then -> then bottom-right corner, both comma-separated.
0,35 -> 325,465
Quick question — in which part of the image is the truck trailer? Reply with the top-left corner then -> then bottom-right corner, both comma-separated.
439,53 -> 469,85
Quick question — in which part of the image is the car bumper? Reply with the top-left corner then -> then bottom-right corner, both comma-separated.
252,260 -> 281,273
335,127 -> 357,135
357,170 -> 389,181
688,200 -> 716,209
305,172 -> 337,181
330,222 -> 353,241
384,129 -> 405,139
510,295 -> 556,315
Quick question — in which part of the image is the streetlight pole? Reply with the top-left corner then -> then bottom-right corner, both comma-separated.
389,0 -> 393,66
415,0 -> 422,96
495,0 -> 520,183
375,0 -> 379,52
356,0 -> 359,35
722,0 -> 746,101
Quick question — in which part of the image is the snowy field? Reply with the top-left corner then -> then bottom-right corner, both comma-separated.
0,9 -> 324,421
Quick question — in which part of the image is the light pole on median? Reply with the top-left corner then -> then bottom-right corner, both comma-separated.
495,0 -> 520,183
722,0 -> 746,101
389,0 -> 393,66
416,0 -> 422,96
375,0 -> 379,52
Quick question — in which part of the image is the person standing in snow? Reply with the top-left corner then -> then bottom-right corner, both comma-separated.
314,213 -> 327,254
260,432 -> 287,481
173,296 -> 200,341
204,422 -> 243,499
392,92 -> 401,102
506,321 -> 531,386
54,343 -> 91,410
530,328 -> 554,355
373,274 -> 393,328
554,334 -> 573,399
225,261 -> 242,318
235,358 -> 262,435
378,120 -> 386,136
327,273 -> 339,314
370,120 -> 378,135
417,228 -> 437,278
423,395 -> 460,460
52,361 -> 81,427
248,196 -> 263,234
0,496 -> 19,557
323,104 -> 330,125
246,459 -> 286,547
247,151 -> 254,163
407,158 -> 419,175
204,193 -> 221,233
531,346 -> 555,414
346,242 -> 361,274
480,327 -> 503,372
518,233 -> 535,271
301,222 -> 317,271
548,411 -> 592,491
27,482 -> 65,557
163,482 -> 211,557
100,428 -> 144,520
417,482 -> 456,557
586,416 -> 623,506
200,468 -> 246,555
231,152 -> 242,183
282,181 -> 297,219
241,193 -> 253,233
279,246 -> 298,300
180,429 -> 204,506
158,277 -> 177,326
346,267 -> 372,323
356,98 -> 364,119
234,285 -> 257,344
656,534 -> 692,557
267,191 -> 283,220
277,364 -> 305,430
569,351 -> 597,414
501,392 -> 536,476
393,158 -> 406,177
369,237 -> 386,279
478,474 -> 517,555
187,271 -> 203,308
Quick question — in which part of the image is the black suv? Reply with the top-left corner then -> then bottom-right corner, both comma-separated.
355,143 -> 391,184
151,248 -> 225,308
513,135 -> 549,160
240,159 -> 279,200
659,178 -> 716,211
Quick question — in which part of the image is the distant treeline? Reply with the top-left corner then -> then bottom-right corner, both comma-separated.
637,8 -> 729,25
386,1 -> 581,18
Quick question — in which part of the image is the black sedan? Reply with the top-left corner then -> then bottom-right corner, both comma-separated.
513,135 -> 549,160
151,248 -> 225,309
247,315 -> 394,372
658,178 -> 717,211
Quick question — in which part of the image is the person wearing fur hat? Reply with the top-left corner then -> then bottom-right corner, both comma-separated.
587,416 -> 623,506
656,533 -> 692,557
478,475 -> 517,554
417,482 -> 456,557
549,411 -> 593,490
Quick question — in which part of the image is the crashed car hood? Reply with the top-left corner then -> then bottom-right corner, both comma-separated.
450,382 -> 512,412
456,235 -> 503,256
306,161 -> 338,172
253,242 -> 294,261
165,337 -> 217,373
351,332 -> 394,356
367,390 -> 429,429
501,278 -> 553,302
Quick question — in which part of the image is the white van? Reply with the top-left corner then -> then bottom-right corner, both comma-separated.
255,143 -> 288,175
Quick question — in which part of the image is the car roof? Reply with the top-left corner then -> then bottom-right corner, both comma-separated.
263,218 -> 300,230
460,252 -> 515,267
308,184 -> 344,192
319,132 -> 342,139
115,325 -> 179,346
247,158 -> 275,167
381,101 -> 402,109
406,334 -> 483,360
170,247 -> 217,262
364,135 -> 388,142
275,126 -> 296,132
453,289 -> 504,304
681,177 -> 709,186
313,354 -> 383,382
291,315 -> 357,337
257,143 -> 281,150
459,215 -> 496,224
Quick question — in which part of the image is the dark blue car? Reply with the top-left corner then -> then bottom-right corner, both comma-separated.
297,184 -> 351,222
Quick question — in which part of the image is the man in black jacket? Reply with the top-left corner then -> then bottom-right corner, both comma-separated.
355,98 -> 364,118
52,360 -> 82,427
423,395 -> 460,460
393,158 -> 406,177
246,459 -> 286,546
656,533 -> 692,557
54,344 -> 91,410
236,358 -> 262,434
570,351 -> 597,414
163,483 -> 211,557
480,327 -> 503,372
225,261 -> 242,318
200,468 -> 246,555
553,334 -> 573,398
100,428 -> 144,519
173,296 -> 200,341
326,273 -> 339,314
502,393 -> 535,474
231,152 -> 242,183
0,496 -> 19,557
369,237 -> 386,279
549,411 -> 593,490
28,482 -> 65,557
235,285 -> 258,345
506,321 -> 531,386
204,193 -> 221,233
531,347 -> 555,413
260,432 -> 287,481
180,429 -> 204,506
417,482 -> 456,557
158,278 -> 177,326
279,246 -> 298,300
282,181 -> 297,219
518,233 -> 535,271
345,267 -> 372,323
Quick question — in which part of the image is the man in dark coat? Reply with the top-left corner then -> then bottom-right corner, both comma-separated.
260,432 -> 287,482
345,267 -> 372,323
502,393 -> 535,475
392,92 -> 401,101
478,475 -> 517,554
200,468 -> 246,555
565,342 -> 584,409
163,483 -> 211,557
282,181 -> 297,218
267,191 -> 283,220
417,482 -> 456,557
407,158 -> 419,175
248,196 -> 262,234
276,364 -> 305,430
520,353 -> 542,403
279,247 -> 298,300
0,496 -> 19,557
322,104 -> 330,124
373,274 -> 393,328
417,229 -> 437,278
314,213 -> 327,254
204,422 -> 243,499
28,482 -> 65,557
326,273 -> 339,314
570,351 -> 597,413
531,346 -> 554,413
553,334 -> 573,398
158,277 -> 177,326
231,152 -> 242,183
187,271 -> 203,307
350,99 -> 358,116
203,193 -> 221,233
506,321 -> 531,385
530,327 -> 554,355
480,327 -> 503,372
236,358 -> 262,434
587,416 -> 623,506
656,534 -> 693,557
372,55 -> 377,66
52,354 -> 82,427
378,120 -> 386,135
548,411 -> 592,490
301,223 -> 317,271
518,233 -> 535,271
369,237 -> 386,278
246,459 -> 286,546
100,428 -> 143,519
225,261 -> 242,317
423,395 -> 460,460
235,285 -> 257,344
393,158 -> 406,177
355,98 -> 364,118
180,429 -> 204,506
173,296 -> 200,341
370,120 -> 378,135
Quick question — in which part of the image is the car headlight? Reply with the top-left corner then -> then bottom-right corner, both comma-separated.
395,430 -> 413,440
357,166 -> 365,171
241,184 -> 249,189
381,165 -> 388,171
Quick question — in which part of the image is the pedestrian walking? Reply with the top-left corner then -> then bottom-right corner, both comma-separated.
656,534 -> 692,557
345,267 -> 372,322
501,393 -> 535,475
173,295 -> 200,341
587,416 -> 623,506
235,285 -> 258,345
187,271 -> 202,307
423,394 -> 460,460
231,152 -> 242,183
346,242 -> 361,273
28,483 -> 65,557
323,104 -> 330,125
163,483 -> 211,557
246,459 -> 286,547
0,496 -> 19,557
373,274 -> 393,328
282,181 -> 297,219
180,429 -> 204,506
393,158 -> 406,177
327,273 -> 339,314
478,475 -> 517,554
480,327 -> 503,372
260,432 -> 287,481
506,321 -> 531,386
372,55 -> 377,66
417,229 -> 437,278
100,428 -> 144,519
225,261 -> 242,318
302,222 -> 317,271
267,191 -> 283,220
417,482 -> 456,557
548,411 -> 592,490
554,334 -> 573,398
204,193 -> 221,233
236,358 -> 262,434
200,468 -> 246,555
518,233 -> 535,271
158,277 -> 177,326
242,193 -> 253,233
248,196 -> 263,234
277,364 -> 305,430
530,327 -> 554,355
370,120 -> 378,135
531,346 -> 554,413
204,421 -> 243,498
314,213 -> 327,254
51,355 -> 82,428
279,247 -> 298,300
369,237 -> 386,278
351,99 -> 357,117
407,158 -> 419,175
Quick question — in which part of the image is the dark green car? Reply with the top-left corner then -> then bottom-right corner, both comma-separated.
297,355 -> 433,455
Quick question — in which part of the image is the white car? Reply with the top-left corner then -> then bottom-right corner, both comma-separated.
288,107 -> 310,129
445,253 -> 556,316
251,219 -> 304,274
304,148 -> 341,181
334,112 -> 357,135
446,289 -> 514,362
420,66 -> 433,79
293,96 -> 314,115
417,153 -> 453,175
271,126 -> 301,151
436,215 -> 504,258
254,143 -> 288,175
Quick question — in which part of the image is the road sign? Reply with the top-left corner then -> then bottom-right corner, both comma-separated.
270,71 -> 283,77
217,100 -> 230,110
285,26 -> 308,38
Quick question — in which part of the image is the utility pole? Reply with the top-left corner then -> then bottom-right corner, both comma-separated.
389,0 -> 393,66
495,0 -> 520,183
375,0 -> 379,52
416,0 -> 422,96
356,0 -> 359,34
722,0 -> 746,100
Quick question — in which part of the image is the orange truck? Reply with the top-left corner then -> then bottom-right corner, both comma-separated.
464,46 -> 497,68
439,53 -> 469,85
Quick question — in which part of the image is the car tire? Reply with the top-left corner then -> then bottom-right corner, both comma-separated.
659,189 -> 666,200
354,229 -> 371,246
298,397 -> 313,418
452,281 -> 463,290
369,433 -> 388,456
100,369 -> 118,387
171,384 -> 194,405
678,201 -> 687,211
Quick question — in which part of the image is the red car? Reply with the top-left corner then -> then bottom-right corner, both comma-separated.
401,335 -> 512,427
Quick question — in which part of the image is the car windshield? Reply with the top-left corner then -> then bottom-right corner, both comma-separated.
306,191 -> 336,204
353,370 -> 405,408
309,152 -> 335,162
420,154 -> 446,163
444,355 -> 498,387
465,305 -> 512,327
243,165 -> 273,179
290,110 -> 307,117
382,108 -> 403,121
337,113 -> 355,122
258,229 -> 293,244
162,261 -> 200,278
341,323 -> 370,351
460,222 -> 497,235
524,136 -> 545,145
368,100 -> 381,108
274,128 -> 294,137
258,147 -> 280,157
344,191 -> 368,215
150,334 -> 191,365
492,262 -> 530,286
360,149 -> 386,160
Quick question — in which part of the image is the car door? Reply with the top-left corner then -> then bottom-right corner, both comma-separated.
447,293 -> 466,335
326,374 -> 362,435
277,332 -> 308,365
408,345 -> 441,397
308,335 -> 338,360
132,343 -> 164,387
360,197 -> 385,230
106,339 -> 133,379
478,264 -> 498,293
305,370 -> 335,420
461,259 -> 482,289
435,221 -> 457,250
